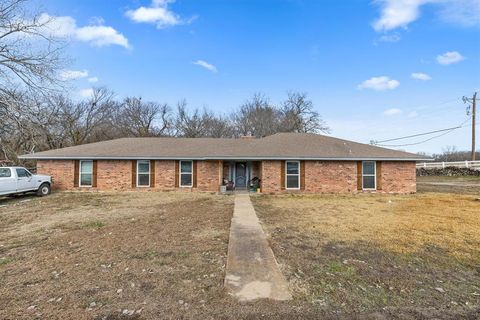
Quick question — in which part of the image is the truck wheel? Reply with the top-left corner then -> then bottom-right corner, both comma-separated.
37,183 -> 51,197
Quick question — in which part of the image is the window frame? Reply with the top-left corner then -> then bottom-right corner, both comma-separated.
79,160 -> 93,187
179,160 -> 193,188
15,168 -> 31,178
0,168 -> 12,178
362,161 -> 376,190
136,160 -> 150,188
285,160 -> 301,190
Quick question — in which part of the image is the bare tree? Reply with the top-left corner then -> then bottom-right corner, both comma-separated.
0,88 -> 64,161
442,145 -> 458,161
60,87 -> 116,145
175,101 -> 206,138
0,0 -> 65,91
117,97 -> 171,137
0,0 -> 66,162
174,100 -> 234,138
432,147 -> 480,162
1,87 -> 119,162
232,93 -> 281,137
202,115 -> 234,138
1,77 -> 331,163
280,91 -> 329,133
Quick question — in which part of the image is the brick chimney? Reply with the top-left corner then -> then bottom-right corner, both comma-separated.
240,132 -> 256,140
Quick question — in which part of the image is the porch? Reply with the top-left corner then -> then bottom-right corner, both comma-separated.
220,161 -> 262,192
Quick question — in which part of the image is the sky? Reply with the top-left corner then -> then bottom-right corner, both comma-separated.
37,0 -> 480,154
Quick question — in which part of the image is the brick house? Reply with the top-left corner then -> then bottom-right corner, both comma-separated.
19,133 -> 427,193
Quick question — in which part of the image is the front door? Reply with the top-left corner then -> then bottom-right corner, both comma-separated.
235,162 -> 247,189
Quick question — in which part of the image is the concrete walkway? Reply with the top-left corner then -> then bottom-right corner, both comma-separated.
224,194 -> 292,302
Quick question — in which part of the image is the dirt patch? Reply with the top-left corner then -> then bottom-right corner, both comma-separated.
417,176 -> 480,194
252,193 -> 480,319
418,176 -> 480,183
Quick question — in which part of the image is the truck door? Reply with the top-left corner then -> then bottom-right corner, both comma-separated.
0,168 -> 16,194
15,168 -> 35,192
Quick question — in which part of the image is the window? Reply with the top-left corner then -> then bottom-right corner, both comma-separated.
79,160 -> 93,187
180,160 -> 193,187
0,168 -> 11,178
137,160 -> 150,187
285,161 -> 300,190
362,161 -> 376,190
16,168 -> 31,178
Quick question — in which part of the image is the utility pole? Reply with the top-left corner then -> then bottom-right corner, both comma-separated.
463,92 -> 478,161
473,92 -> 477,161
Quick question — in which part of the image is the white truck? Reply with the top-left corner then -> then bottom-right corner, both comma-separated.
0,167 -> 52,197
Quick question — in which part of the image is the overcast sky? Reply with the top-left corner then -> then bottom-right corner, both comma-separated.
40,0 -> 480,154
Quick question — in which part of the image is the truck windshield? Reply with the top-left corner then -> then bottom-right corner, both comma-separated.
0,168 -> 11,178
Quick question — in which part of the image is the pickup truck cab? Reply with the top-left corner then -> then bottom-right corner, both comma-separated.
0,167 -> 52,197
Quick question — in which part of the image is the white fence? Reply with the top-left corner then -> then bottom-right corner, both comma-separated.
416,160 -> 480,170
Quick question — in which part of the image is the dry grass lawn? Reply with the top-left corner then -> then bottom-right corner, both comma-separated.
0,192 -> 326,320
1,187 -> 479,319
252,192 -> 480,319
0,192 -> 237,320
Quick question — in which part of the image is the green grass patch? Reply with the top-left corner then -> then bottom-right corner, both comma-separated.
146,249 -> 158,259
328,261 -> 356,277
83,220 -> 105,229
0,257 -> 14,266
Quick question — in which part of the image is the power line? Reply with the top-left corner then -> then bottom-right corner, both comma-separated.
370,94 -> 478,149
371,117 -> 471,147
374,128 -> 459,147
372,126 -> 464,144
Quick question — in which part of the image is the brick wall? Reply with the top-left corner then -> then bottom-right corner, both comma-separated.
154,160 -> 176,190
196,160 -> 220,191
260,160 -> 416,194
37,159 -> 416,194
304,161 -> 358,193
261,160 -> 282,193
97,160 -> 132,190
381,161 -> 416,193
39,159 -> 220,192
37,160 -> 75,190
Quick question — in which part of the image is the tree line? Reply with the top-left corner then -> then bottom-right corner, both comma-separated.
1,88 -> 329,162
428,146 -> 480,162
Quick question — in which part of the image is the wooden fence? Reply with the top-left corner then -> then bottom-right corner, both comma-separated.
416,160 -> 480,170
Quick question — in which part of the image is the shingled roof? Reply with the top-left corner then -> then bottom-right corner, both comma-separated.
19,133 -> 428,161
